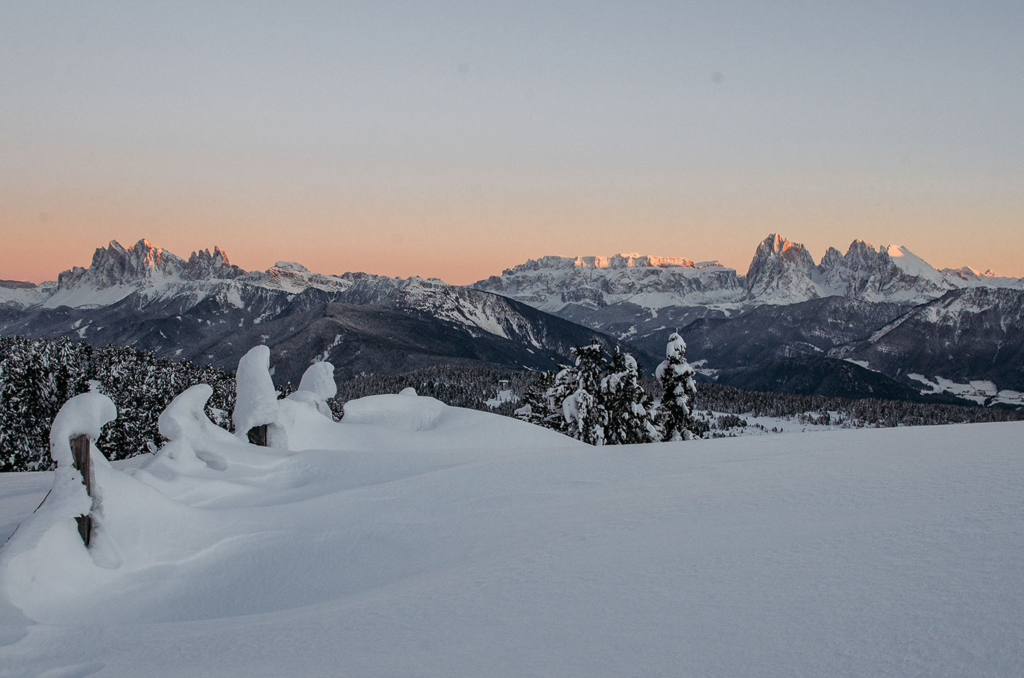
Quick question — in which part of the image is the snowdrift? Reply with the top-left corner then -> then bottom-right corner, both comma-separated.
0,371 -> 1022,676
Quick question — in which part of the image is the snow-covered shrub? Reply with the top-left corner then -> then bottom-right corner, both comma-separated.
286,362 -> 337,418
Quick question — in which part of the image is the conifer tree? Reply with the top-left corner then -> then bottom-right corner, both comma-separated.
655,332 -> 698,441
601,349 -> 658,444
560,342 -> 609,444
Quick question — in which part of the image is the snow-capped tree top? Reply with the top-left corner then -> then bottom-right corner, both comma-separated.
159,384 -> 238,448
666,332 -> 686,358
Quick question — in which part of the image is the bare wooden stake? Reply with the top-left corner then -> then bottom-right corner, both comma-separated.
70,434 -> 93,547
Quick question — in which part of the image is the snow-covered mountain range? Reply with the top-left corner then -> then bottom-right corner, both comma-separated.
473,233 -> 1024,311
467,234 -> 1024,401
0,239 -> 648,383
2,235 -> 1022,403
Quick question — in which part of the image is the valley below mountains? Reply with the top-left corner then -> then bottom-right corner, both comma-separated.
473,234 -> 1024,406
2,234 -> 1022,408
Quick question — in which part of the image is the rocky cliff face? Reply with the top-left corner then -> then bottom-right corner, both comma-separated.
55,239 -> 243,292
473,254 -> 745,312
743,234 -> 820,303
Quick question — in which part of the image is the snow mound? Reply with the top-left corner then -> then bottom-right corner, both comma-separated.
1,420 -> 1022,677
342,393 -> 449,431
296,362 -> 337,400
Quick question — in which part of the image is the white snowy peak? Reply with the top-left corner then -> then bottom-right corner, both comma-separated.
938,265 -> 1023,289
812,240 -> 955,303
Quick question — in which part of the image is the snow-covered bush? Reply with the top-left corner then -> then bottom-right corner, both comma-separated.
286,362 -> 337,418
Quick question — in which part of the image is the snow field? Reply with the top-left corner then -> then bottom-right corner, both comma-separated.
0,391 -> 1022,676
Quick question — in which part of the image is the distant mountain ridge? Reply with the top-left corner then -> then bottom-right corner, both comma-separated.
470,234 -> 1023,405
1,235 -> 1021,407
0,239 -> 655,384
473,233 -> 1023,311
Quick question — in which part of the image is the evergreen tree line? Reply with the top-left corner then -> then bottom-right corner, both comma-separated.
687,382 -> 1020,429
0,336 -> 235,472
515,334 -> 699,444
2,335 -> 1020,472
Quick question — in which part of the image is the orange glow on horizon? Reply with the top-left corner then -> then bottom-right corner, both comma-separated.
2,185 -> 1023,285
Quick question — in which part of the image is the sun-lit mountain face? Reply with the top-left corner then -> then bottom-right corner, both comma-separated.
2,234 -> 1022,316
566,254 -> 724,270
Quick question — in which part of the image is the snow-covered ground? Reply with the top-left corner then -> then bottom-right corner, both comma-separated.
1,390 -> 1022,677
908,373 -> 1024,407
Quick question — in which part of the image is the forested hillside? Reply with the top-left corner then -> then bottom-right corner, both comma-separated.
1,336 -> 1019,472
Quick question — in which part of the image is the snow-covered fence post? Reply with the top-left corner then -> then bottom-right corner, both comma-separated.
247,425 -> 268,447
48,392 -> 117,548
70,434 -> 93,545
233,346 -> 283,448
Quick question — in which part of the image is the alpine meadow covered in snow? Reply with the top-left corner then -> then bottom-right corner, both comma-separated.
1,343 -> 1023,677
0,338 -> 1022,676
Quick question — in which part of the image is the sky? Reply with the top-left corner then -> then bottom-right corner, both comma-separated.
2,1 -> 1022,284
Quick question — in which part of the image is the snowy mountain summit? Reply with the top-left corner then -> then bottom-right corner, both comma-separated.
57,238 -> 241,290
0,238 -> 640,383
473,233 -> 1023,312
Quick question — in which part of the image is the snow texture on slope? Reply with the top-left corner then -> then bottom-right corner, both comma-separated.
1,397 -> 1022,677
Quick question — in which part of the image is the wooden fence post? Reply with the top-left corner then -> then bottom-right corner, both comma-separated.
247,424 -> 268,447
70,434 -> 93,547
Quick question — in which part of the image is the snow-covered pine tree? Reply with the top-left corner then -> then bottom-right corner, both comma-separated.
516,342 -> 658,445
515,370 -> 557,428
601,349 -> 659,445
655,332 -> 699,441
561,342 -> 609,445
0,336 -> 91,471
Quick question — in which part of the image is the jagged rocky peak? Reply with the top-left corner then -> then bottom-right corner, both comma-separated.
570,253 -> 702,269
940,266 -> 984,281
56,239 -> 244,290
183,246 -> 242,280
843,239 -> 881,268
747,234 -> 816,270
744,234 -> 818,302
58,238 -> 181,290
497,252 -> 723,277
272,261 -> 310,273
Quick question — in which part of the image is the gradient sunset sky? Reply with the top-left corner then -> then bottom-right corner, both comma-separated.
2,1 -> 1022,284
